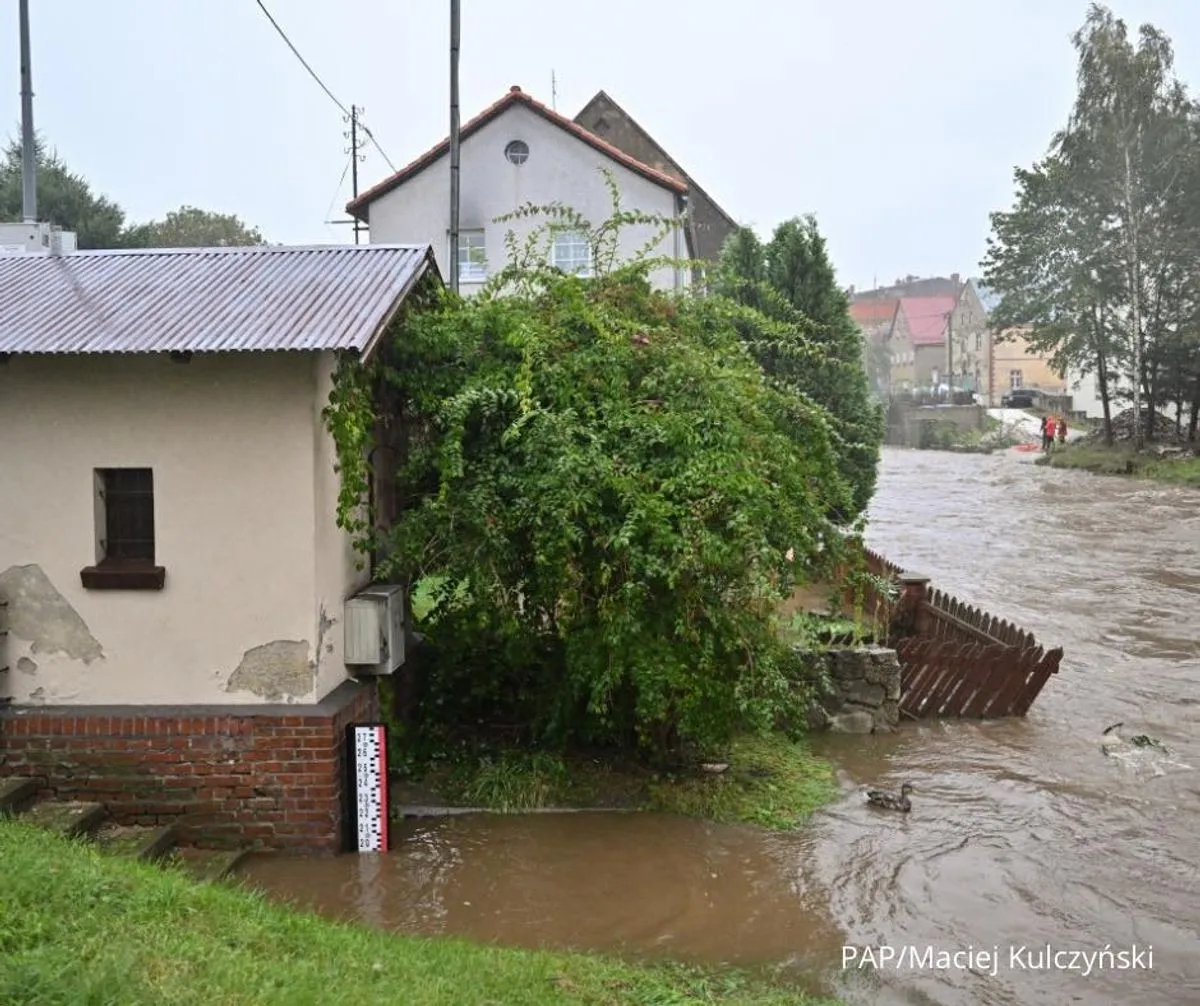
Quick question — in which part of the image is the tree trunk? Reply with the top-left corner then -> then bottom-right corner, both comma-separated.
1094,304 -> 1114,446
1123,145 -> 1145,450
1097,352 -> 1114,446
1189,374 -> 1200,442
1144,373 -> 1156,441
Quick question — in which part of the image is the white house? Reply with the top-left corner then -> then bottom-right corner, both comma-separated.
0,244 -> 439,708
0,243 -> 440,852
1064,365 -> 1109,419
346,85 -> 692,293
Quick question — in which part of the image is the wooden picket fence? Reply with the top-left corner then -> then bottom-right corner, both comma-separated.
853,547 -> 1062,719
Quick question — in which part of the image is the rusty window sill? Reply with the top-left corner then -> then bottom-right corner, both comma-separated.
80,563 -> 166,591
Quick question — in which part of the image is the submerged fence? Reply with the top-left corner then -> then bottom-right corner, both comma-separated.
848,547 -> 1062,719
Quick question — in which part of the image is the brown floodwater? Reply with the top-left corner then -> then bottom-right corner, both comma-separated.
240,447 -> 1200,1005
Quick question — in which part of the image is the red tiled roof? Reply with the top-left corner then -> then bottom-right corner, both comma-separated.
347,86 -> 687,220
899,295 -> 956,346
849,299 -> 899,326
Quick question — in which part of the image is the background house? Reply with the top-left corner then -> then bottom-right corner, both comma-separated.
944,282 -> 991,398
993,326 -> 1068,405
573,90 -> 737,269
347,86 -> 690,294
849,298 -> 900,397
887,304 -> 917,393
851,274 -> 964,301
0,243 -> 440,852
898,295 -> 956,390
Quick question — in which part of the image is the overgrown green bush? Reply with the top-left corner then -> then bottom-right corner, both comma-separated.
327,200 -> 859,762
713,221 -> 885,518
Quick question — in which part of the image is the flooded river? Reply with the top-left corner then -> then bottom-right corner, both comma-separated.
241,448 -> 1200,1004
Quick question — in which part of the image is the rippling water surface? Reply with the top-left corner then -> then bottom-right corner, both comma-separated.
241,448 -> 1200,1005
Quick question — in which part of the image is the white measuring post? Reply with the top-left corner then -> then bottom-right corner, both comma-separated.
347,723 -> 389,852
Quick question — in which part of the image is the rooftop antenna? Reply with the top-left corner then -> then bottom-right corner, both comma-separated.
551,69 -> 558,110
448,0 -> 461,294
18,0 -> 36,222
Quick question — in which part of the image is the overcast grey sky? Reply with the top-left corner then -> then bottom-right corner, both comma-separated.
3,1 -> 1198,289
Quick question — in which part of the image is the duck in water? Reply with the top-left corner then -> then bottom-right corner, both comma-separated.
866,782 -> 914,813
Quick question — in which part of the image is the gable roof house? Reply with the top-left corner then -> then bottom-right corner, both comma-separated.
573,90 -> 738,269
849,298 -> 901,397
0,243 -> 441,853
898,295 -> 956,390
943,280 -> 991,399
347,86 -> 690,294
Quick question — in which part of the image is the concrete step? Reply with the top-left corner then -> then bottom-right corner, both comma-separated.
21,799 -> 108,839
171,847 -> 249,884
0,777 -> 40,816
93,821 -> 179,863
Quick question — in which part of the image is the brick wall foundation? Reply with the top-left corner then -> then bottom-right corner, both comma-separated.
0,679 -> 379,854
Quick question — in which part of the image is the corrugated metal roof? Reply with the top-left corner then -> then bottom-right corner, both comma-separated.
0,243 -> 438,356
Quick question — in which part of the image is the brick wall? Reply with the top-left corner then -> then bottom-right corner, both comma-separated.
0,680 -> 379,854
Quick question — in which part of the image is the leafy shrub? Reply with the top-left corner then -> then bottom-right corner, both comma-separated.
327,199 -> 857,761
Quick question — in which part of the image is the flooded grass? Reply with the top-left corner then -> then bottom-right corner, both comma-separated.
1039,442 -> 1200,486
0,819 -> 839,1006
419,733 -> 838,830
643,734 -> 839,829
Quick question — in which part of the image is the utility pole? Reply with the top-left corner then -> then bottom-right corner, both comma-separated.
344,105 -> 367,245
18,0 -> 37,222
946,311 -> 953,400
449,0 -> 461,294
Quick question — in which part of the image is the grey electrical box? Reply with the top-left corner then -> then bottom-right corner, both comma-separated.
344,584 -> 406,674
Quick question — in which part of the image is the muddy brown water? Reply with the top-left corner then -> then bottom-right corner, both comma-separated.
240,448 -> 1200,1005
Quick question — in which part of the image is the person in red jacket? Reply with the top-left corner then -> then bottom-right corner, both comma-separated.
1057,416 -> 1068,445
1044,414 -> 1057,451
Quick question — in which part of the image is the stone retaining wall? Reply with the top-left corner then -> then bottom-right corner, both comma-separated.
808,646 -> 901,734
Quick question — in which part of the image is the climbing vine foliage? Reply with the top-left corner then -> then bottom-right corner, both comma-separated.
324,355 -> 378,561
325,195 -> 860,758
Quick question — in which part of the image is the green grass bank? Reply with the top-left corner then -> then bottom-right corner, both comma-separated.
397,580 -> 842,830
0,819 -> 840,1006
1037,442 -> 1200,487
411,733 -> 839,830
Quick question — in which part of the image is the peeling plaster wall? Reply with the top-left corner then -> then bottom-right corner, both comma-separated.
312,351 -> 371,698
0,352 -> 343,705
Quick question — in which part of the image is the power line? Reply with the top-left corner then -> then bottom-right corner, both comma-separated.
322,157 -> 352,232
252,0 -> 396,173
358,123 -> 397,174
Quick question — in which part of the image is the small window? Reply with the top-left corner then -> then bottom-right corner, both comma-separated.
1009,369 -> 1023,389
974,331 -> 982,352
551,230 -> 593,277
455,230 -> 487,283
504,140 -> 529,165
81,467 -> 165,590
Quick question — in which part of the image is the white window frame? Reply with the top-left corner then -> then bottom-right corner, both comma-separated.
1009,369 -> 1023,389
551,229 -> 593,277
453,229 -> 487,284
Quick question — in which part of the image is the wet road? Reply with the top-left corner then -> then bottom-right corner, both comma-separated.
241,448 -> 1200,1004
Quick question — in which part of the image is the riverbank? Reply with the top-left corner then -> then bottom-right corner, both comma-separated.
1036,441 -> 1200,486
399,732 -> 839,831
398,582 -> 841,830
906,414 -> 1025,455
0,819 -> 837,1006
